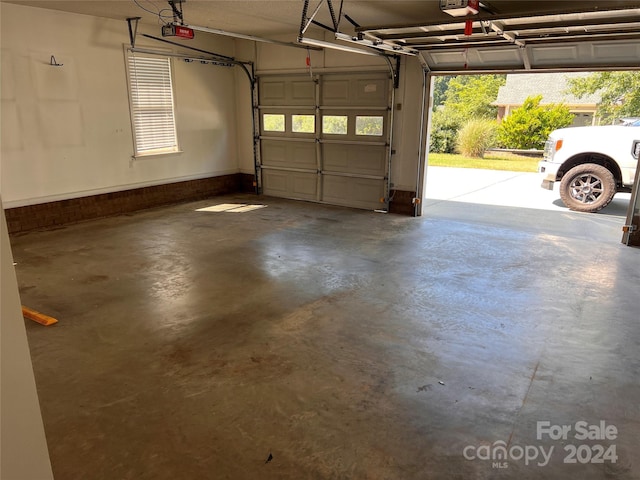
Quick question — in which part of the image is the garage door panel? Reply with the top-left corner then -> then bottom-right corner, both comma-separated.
262,170 -> 288,194
292,174 -> 318,198
259,77 -> 315,106
321,75 -> 389,107
528,40 -> 640,68
291,81 -> 315,102
425,39 -> 640,71
591,41 -> 640,61
322,79 -> 350,104
261,140 -> 316,170
262,170 -> 317,201
259,72 -> 390,211
261,80 -> 287,104
354,78 -> 388,105
530,45 -> 579,65
323,144 -> 386,177
322,175 -> 384,210
477,48 -> 522,65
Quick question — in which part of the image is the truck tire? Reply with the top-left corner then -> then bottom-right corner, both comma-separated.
559,163 -> 616,213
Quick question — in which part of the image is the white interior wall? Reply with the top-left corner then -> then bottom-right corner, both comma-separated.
0,4 -> 425,208
1,196 -> 54,480
1,3 -> 241,208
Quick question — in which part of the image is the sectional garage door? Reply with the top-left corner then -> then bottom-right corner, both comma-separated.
257,73 -> 391,210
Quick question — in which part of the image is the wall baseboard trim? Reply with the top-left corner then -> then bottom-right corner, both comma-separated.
3,170 -> 243,210
6,173 -> 256,234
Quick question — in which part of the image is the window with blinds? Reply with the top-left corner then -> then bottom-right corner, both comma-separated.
127,54 -> 179,156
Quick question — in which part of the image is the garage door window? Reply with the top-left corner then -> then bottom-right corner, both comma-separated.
356,116 -> 384,136
127,54 -> 179,156
292,115 -> 315,133
322,115 -> 348,135
263,114 -> 285,132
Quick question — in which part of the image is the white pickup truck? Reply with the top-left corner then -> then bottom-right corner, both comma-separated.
538,120 -> 640,212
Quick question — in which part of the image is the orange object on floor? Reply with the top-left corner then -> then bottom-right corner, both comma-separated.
22,306 -> 58,326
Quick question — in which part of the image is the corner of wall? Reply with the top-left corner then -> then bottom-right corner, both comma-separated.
0,196 -> 54,480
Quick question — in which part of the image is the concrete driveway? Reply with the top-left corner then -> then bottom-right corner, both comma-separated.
422,166 -> 631,243
424,166 -> 631,213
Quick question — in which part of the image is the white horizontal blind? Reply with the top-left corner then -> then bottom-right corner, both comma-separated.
128,54 -> 178,155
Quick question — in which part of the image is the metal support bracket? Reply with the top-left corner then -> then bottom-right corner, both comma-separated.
126,17 -> 141,48
168,0 -> 185,25
393,55 -> 401,89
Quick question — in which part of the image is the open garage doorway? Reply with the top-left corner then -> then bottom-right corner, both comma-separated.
423,71 -> 638,222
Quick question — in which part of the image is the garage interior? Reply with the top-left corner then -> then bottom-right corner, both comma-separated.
2,1 -> 640,479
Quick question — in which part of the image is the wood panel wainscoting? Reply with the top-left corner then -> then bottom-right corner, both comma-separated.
5,174 -> 256,234
5,176 -> 417,234
388,190 -> 416,216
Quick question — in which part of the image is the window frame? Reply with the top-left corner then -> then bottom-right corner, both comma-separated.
262,113 -> 286,132
355,115 -> 385,137
291,114 -> 316,134
125,49 -> 180,157
321,114 -> 349,135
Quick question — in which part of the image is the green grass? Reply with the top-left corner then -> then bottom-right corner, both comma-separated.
428,151 -> 540,172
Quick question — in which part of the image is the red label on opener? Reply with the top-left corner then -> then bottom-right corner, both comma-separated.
175,26 -> 194,39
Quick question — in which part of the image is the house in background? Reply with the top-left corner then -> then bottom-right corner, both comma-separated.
494,72 -> 601,126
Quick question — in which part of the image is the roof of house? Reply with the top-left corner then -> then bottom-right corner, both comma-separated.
494,72 -> 601,106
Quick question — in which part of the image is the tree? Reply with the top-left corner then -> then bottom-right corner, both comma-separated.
431,75 -> 453,111
497,95 -> 574,149
292,115 -> 315,133
568,71 -> 640,124
429,74 -> 505,153
263,114 -> 284,131
429,110 -> 461,153
322,115 -> 348,134
355,116 -> 384,136
443,74 -> 506,121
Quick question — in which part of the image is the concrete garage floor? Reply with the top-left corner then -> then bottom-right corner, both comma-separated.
11,168 -> 640,480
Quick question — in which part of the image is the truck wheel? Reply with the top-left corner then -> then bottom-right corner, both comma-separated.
559,163 -> 616,213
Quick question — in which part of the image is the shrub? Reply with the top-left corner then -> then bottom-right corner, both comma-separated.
498,95 -> 574,149
456,119 -> 498,158
429,110 -> 462,153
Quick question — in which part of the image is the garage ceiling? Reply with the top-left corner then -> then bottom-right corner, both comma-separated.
4,0 -> 640,71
